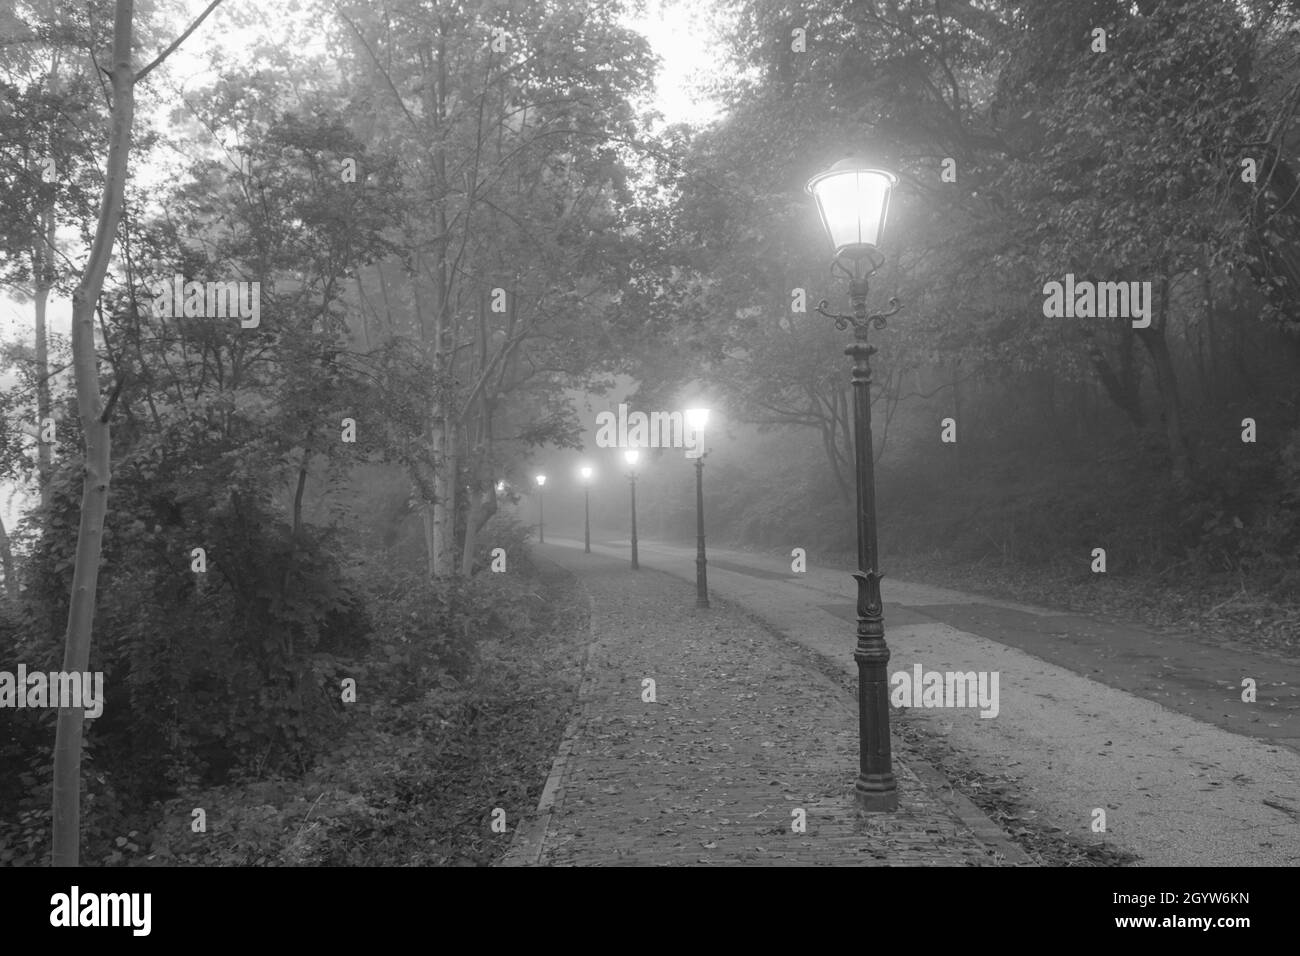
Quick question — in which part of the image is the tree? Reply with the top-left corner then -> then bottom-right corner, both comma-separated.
0,3 -> 114,509
331,0 -> 657,577
50,0 -> 223,869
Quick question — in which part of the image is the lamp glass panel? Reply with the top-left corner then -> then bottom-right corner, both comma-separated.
811,169 -> 893,253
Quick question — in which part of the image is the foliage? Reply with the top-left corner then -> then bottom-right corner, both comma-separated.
138,551 -> 587,868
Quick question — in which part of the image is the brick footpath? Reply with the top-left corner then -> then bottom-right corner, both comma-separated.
500,552 -> 1028,866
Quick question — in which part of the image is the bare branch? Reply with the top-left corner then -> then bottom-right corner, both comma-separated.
331,0 -> 420,131
134,0 -> 225,82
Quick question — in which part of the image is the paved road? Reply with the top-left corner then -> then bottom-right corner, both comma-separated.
541,535 -> 1300,867
500,548 -> 1028,866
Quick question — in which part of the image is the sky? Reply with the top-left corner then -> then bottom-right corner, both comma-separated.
632,0 -> 726,127
0,0 -> 727,531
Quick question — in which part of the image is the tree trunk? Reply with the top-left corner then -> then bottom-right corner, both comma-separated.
1086,323 -> 1145,430
827,385 -> 856,503
1137,278 -> 1191,484
51,0 -> 135,867
1196,262 -> 1212,400
412,458 -> 437,582
1201,261 -> 1217,400
421,503 -> 436,581
0,513 -> 17,600
280,442 -> 312,602
424,28 -> 457,579
431,414 -> 458,576
820,419 -> 852,505
30,53 -> 62,508
460,483 -> 498,576
33,208 -> 55,508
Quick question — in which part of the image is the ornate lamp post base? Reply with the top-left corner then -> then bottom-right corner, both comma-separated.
856,782 -> 899,811
854,592 -> 899,811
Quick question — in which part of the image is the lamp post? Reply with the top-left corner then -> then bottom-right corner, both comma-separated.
624,449 -> 640,570
535,474 -> 546,544
580,466 -> 593,553
807,158 -> 902,812
685,408 -> 710,608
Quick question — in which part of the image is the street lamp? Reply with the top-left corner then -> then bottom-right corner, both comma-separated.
580,466 -> 593,553
807,157 -> 902,812
624,449 -> 640,570
535,474 -> 546,544
685,407 -> 710,608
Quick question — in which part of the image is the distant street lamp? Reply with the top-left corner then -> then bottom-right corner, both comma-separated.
535,474 -> 546,544
580,466 -> 594,553
807,158 -> 902,812
685,407 -> 710,609
624,449 -> 640,570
